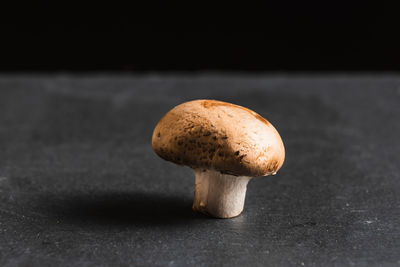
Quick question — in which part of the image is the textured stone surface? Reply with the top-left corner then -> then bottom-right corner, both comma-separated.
0,74 -> 399,266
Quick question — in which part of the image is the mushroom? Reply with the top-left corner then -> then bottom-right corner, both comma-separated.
152,99 -> 285,218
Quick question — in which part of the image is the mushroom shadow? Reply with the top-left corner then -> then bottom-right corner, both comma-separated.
36,191 -> 208,227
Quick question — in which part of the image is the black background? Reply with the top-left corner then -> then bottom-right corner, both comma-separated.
1,1 -> 399,72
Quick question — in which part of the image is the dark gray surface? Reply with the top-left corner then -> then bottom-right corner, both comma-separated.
0,74 -> 399,267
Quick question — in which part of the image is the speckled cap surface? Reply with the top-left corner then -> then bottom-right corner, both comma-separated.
152,99 -> 285,177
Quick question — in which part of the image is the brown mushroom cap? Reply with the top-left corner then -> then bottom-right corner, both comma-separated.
152,99 -> 285,177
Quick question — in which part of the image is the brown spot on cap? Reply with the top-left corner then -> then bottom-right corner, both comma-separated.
201,100 -> 270,126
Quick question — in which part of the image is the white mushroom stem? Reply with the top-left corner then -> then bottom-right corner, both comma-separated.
192,169 -> 251,218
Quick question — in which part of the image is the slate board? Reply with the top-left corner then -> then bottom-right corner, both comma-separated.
0,74 -> 399,266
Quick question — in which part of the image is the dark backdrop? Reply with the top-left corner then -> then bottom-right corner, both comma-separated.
1,1 -> 399,72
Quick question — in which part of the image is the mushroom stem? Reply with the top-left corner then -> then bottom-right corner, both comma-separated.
192,169 -> 251,218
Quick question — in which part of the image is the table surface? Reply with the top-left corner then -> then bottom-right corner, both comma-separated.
0,74 -> 399,267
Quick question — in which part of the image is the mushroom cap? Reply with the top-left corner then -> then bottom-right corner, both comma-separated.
152,99 -> 285,177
